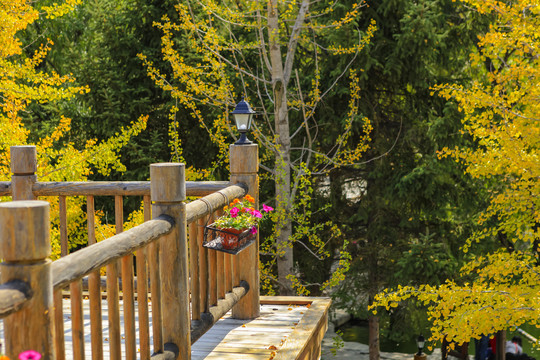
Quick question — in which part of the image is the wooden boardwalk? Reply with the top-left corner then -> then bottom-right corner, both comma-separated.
1,298 -> 317,359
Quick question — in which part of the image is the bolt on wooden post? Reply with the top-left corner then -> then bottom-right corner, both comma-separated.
0,201 -> 54,359
150,163 -> 190,359
10,145 -> 37,200
230,143 -> 260,319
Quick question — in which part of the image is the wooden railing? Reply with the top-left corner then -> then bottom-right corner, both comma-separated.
0,144 -> 260,360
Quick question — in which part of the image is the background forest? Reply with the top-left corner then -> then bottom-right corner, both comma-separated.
1,0 -> 539,359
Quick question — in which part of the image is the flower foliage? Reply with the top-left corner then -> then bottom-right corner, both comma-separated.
213,195 -> 273,230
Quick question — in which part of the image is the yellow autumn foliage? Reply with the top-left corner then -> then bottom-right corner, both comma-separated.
1,0 -> 148,259
372,0 -> 540,346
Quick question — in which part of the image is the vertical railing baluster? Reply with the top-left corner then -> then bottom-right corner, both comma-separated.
70,279 -> 85,360
189,222 -> 201,320
87,195 -> 104,360
198,216 -> 209,313
136,195 -> 151,360
208,210 -> 217,307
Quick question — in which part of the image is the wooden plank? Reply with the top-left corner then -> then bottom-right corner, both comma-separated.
70,280 -> 85,360
106,262 -> 121,360
189,222 -> 201,320
137,194 -> 151,360
208,248 -> 217,307
0,280 -> 31,317
217,251 -> 224,300
32,181 -> 229,196
198,217 -> 208,312
121,254 -> 136,359
148,229 -> 163,353
59,195 -> 68,257
54,289 -> 66,360
272,298 -> 331,360
185,185 -> 246,223
225,253 -> 232,293
52,217 -> 172,290
87,195 -> 104,360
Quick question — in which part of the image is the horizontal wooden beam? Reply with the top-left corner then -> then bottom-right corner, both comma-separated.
0,181 -> 230,197
191,281 -> 249,343
0,280 -> 32,318
150,343 -> 179,360
0,182 -> 9,196
186,184 -> 247,224
52,215 -> 173,290
273,298 -> 331,360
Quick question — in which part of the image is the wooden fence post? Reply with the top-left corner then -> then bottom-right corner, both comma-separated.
230,143 -> 260,319
0,201 -> 54,359
10,145 -> 37,200
151,163 -> 190,360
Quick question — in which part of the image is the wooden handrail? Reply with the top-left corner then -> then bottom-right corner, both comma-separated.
52,215 -> 174,290
190,281 -> 249,343
0,180 -> 229,197
185,184 -> 247,223
0,280 -> 32,318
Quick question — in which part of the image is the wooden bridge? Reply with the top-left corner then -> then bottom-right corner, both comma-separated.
0,145 -> 330,360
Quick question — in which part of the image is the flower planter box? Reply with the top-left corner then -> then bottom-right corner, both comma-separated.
203,224 -> 256,255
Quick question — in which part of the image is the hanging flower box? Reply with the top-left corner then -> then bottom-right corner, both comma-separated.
203,225 -> 257,255
202,195 -> 273,255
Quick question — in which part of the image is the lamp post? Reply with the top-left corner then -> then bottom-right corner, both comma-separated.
232,97 -> 255,145
414,335 -> 427,360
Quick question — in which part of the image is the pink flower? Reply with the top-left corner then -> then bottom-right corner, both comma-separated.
229,207 -> 239,218
251,209 -> 263,218
250,226 -> 258,234
262,204 -> 274,212
19,351 -> 41,360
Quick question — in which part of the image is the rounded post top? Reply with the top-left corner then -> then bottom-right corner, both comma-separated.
0,200 -> 50,261
150,163 -> 186,202
10,145 -> 37,175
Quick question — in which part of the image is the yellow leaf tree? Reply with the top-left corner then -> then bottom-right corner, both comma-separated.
1,0 -> 148,258
140,0 -> 375,295
372,0 -> 540,347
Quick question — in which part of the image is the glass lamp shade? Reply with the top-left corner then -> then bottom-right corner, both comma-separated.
232,97 -> 256,145
234,113 -> 252,132
232,98 -> 255,132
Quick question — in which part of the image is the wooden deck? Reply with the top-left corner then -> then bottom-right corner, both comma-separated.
0,296 -> 330,360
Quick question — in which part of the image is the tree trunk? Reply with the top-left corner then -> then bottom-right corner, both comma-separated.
369,313 -> 380,360
268,0 -> 294,295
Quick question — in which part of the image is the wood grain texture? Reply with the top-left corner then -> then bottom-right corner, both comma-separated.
106,262 -> 121,360
31,181 -> 229,196
0,181 -> 10,196
198,217 -> 209,313
0,200 -> 50,261
0,280 -> 31,317
190,281 -> 249,343
59,196 -> 68,257
230,144 -> 260,320
10,145 -> 37,174
139,195 -> 152,359
70,280 -> 85,360
272,298 -> 331,360
185,185 -> 246,223
52,216 -> 173,290
189,222 -> 201,320
10,146 -> 37,200
86,196 -> 103,360
0,200 -> 54,359
54,289 -> 66,360
151,162 -> 190,360
121,254 -> 136,359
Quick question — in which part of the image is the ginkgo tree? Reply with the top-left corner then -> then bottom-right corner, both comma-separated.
372,0 -> 540,347
141,0 -> 375,295
0,0 -> 148,258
